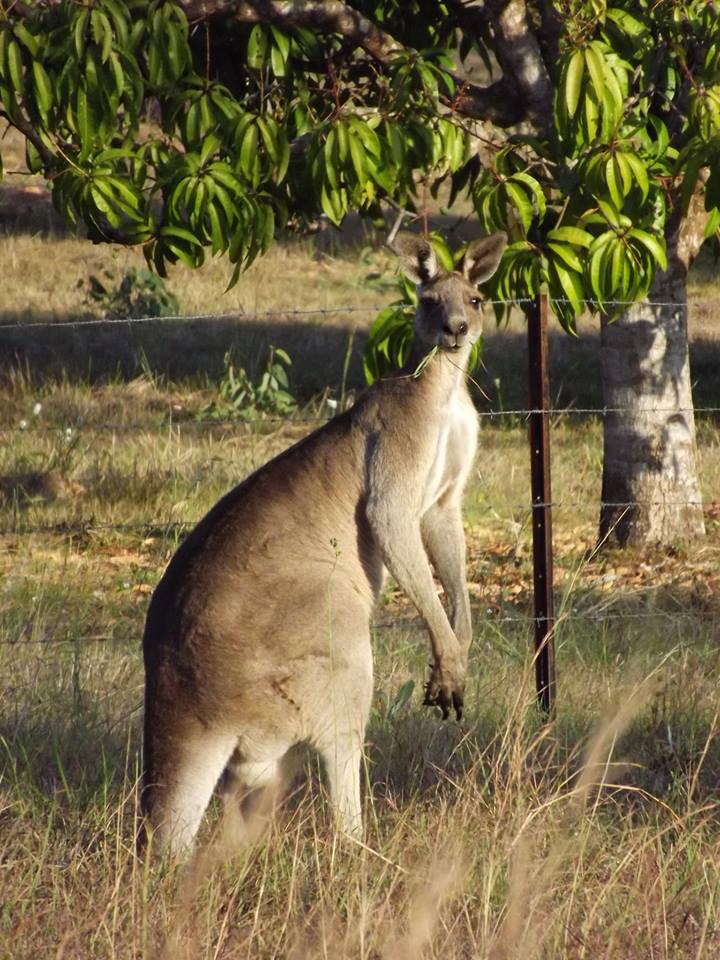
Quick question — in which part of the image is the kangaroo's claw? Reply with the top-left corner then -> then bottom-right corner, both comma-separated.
423,678 -> 463,721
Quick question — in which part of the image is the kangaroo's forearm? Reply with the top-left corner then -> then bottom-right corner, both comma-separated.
421,504 -> 472,650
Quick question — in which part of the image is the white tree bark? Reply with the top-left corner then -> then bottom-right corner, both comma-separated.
599,206 -> 706,546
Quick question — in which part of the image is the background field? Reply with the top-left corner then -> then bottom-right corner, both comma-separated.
2,140 -> 720,957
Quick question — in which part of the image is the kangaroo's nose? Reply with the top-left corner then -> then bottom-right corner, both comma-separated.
443,319 -> 468,337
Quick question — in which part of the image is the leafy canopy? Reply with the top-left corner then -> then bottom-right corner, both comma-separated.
0,1 -> 719,326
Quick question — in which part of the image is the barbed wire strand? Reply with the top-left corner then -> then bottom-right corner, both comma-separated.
2,605 -> 717,648
5,405 -> 720,435
2,496 -> 716,538
0,305 -> 382,332
1,296 -> 719,333
0,498 -> 714,538
0,298 -> 542,332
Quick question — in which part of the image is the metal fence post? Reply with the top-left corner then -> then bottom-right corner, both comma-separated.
526,292 -> 556,716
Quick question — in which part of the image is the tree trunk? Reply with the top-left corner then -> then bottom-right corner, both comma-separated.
599,205 -> 706,547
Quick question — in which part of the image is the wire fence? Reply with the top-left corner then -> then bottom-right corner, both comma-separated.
4,405 -> 720,436
2,608 -> 716,648
3,298 -> 719,654
0,495 -> 714,538
0,294 -> 718,333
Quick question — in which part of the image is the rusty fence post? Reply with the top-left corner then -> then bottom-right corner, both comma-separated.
526,292 -> 556,716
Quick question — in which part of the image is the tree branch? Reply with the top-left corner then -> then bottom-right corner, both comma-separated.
0,109 -> 56,169
181,0 -> 402,58
485,0 -> 554,134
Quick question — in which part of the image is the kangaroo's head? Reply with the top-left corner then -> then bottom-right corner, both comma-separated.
392,231 -> 507,353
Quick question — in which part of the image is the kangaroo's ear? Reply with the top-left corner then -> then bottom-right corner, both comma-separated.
390,232 -> 439,284
463,232 -> 508,286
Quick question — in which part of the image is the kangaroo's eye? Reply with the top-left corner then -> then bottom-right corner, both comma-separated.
470,297 -> 482,310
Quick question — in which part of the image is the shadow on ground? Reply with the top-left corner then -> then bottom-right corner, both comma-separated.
3,310 -> 720,412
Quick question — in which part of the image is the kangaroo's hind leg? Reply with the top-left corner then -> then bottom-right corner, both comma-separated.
218,738 -> 295,844
312,624 -> 373,839
143,721 -> 238,857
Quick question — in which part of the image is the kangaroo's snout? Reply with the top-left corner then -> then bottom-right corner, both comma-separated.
440,317 -> 469,350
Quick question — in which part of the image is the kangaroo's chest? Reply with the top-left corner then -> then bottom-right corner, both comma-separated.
420,392 -> 478,513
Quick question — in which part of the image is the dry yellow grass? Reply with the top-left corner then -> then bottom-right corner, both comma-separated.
2,395 -> 720,957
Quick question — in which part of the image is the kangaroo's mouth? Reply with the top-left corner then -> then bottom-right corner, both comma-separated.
438,333 -> 467,351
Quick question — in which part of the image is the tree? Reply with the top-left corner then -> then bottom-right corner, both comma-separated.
1,0 -> 719,546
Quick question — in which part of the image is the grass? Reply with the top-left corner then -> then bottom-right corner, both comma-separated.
2,615 -> 720,958
2,146 -> 720,956
2,391 -> 720,957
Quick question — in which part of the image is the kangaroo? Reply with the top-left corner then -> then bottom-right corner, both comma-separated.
141,230 -> 507,854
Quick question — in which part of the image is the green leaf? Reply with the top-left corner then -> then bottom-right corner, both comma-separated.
608,240 -> 625,294
704,206 -> 720,238
627,229 -> 667,270
565,49 -> 585,118
335,120 -> 349,164
206,199 -> 226,254
276,133 -> 290,184
260,202 -> 275,252
191,179 -> 206,226
108,50 -> 125,100
164,239 -> 200,268
247,25 -> 268,69
32,61 -> 53,119
623,152 -> 649,201
256,116 -> 278,163
165,19 -> 186,79
158,224 -> 203,246
605,155 -> 623,207
548,242 -> 584,272
589,243 -> 610,301
430,233 -> 455,272
584,43 -> 606,101
76,85 -> 92,150
552,261 -> 584,315
13,22 -> 39,58
347,117 -> 381,158
582,87 -> 599,141
606,8 -> 648,37
348,128 -> 367,185
601,64 -> 623,123
104,176 -> 144,213
546,226 -> 592,247
7,38 -> 24,96
103,0 -> 130,46
24,139 -> 41,174
509,172 -> 546,220
209,162 -> 245,198
100,12 -> 114,63
270,43 -> 286,77
504,180 -> 533,233
614,153 -> 632,196
324,128 -> 339,190
270,26 -> 290,62
320,181 -> 344,225
199,131 -> 222,167
74,9 -> 89,58
240,122 -> 259,181
597,198 -> 621,227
